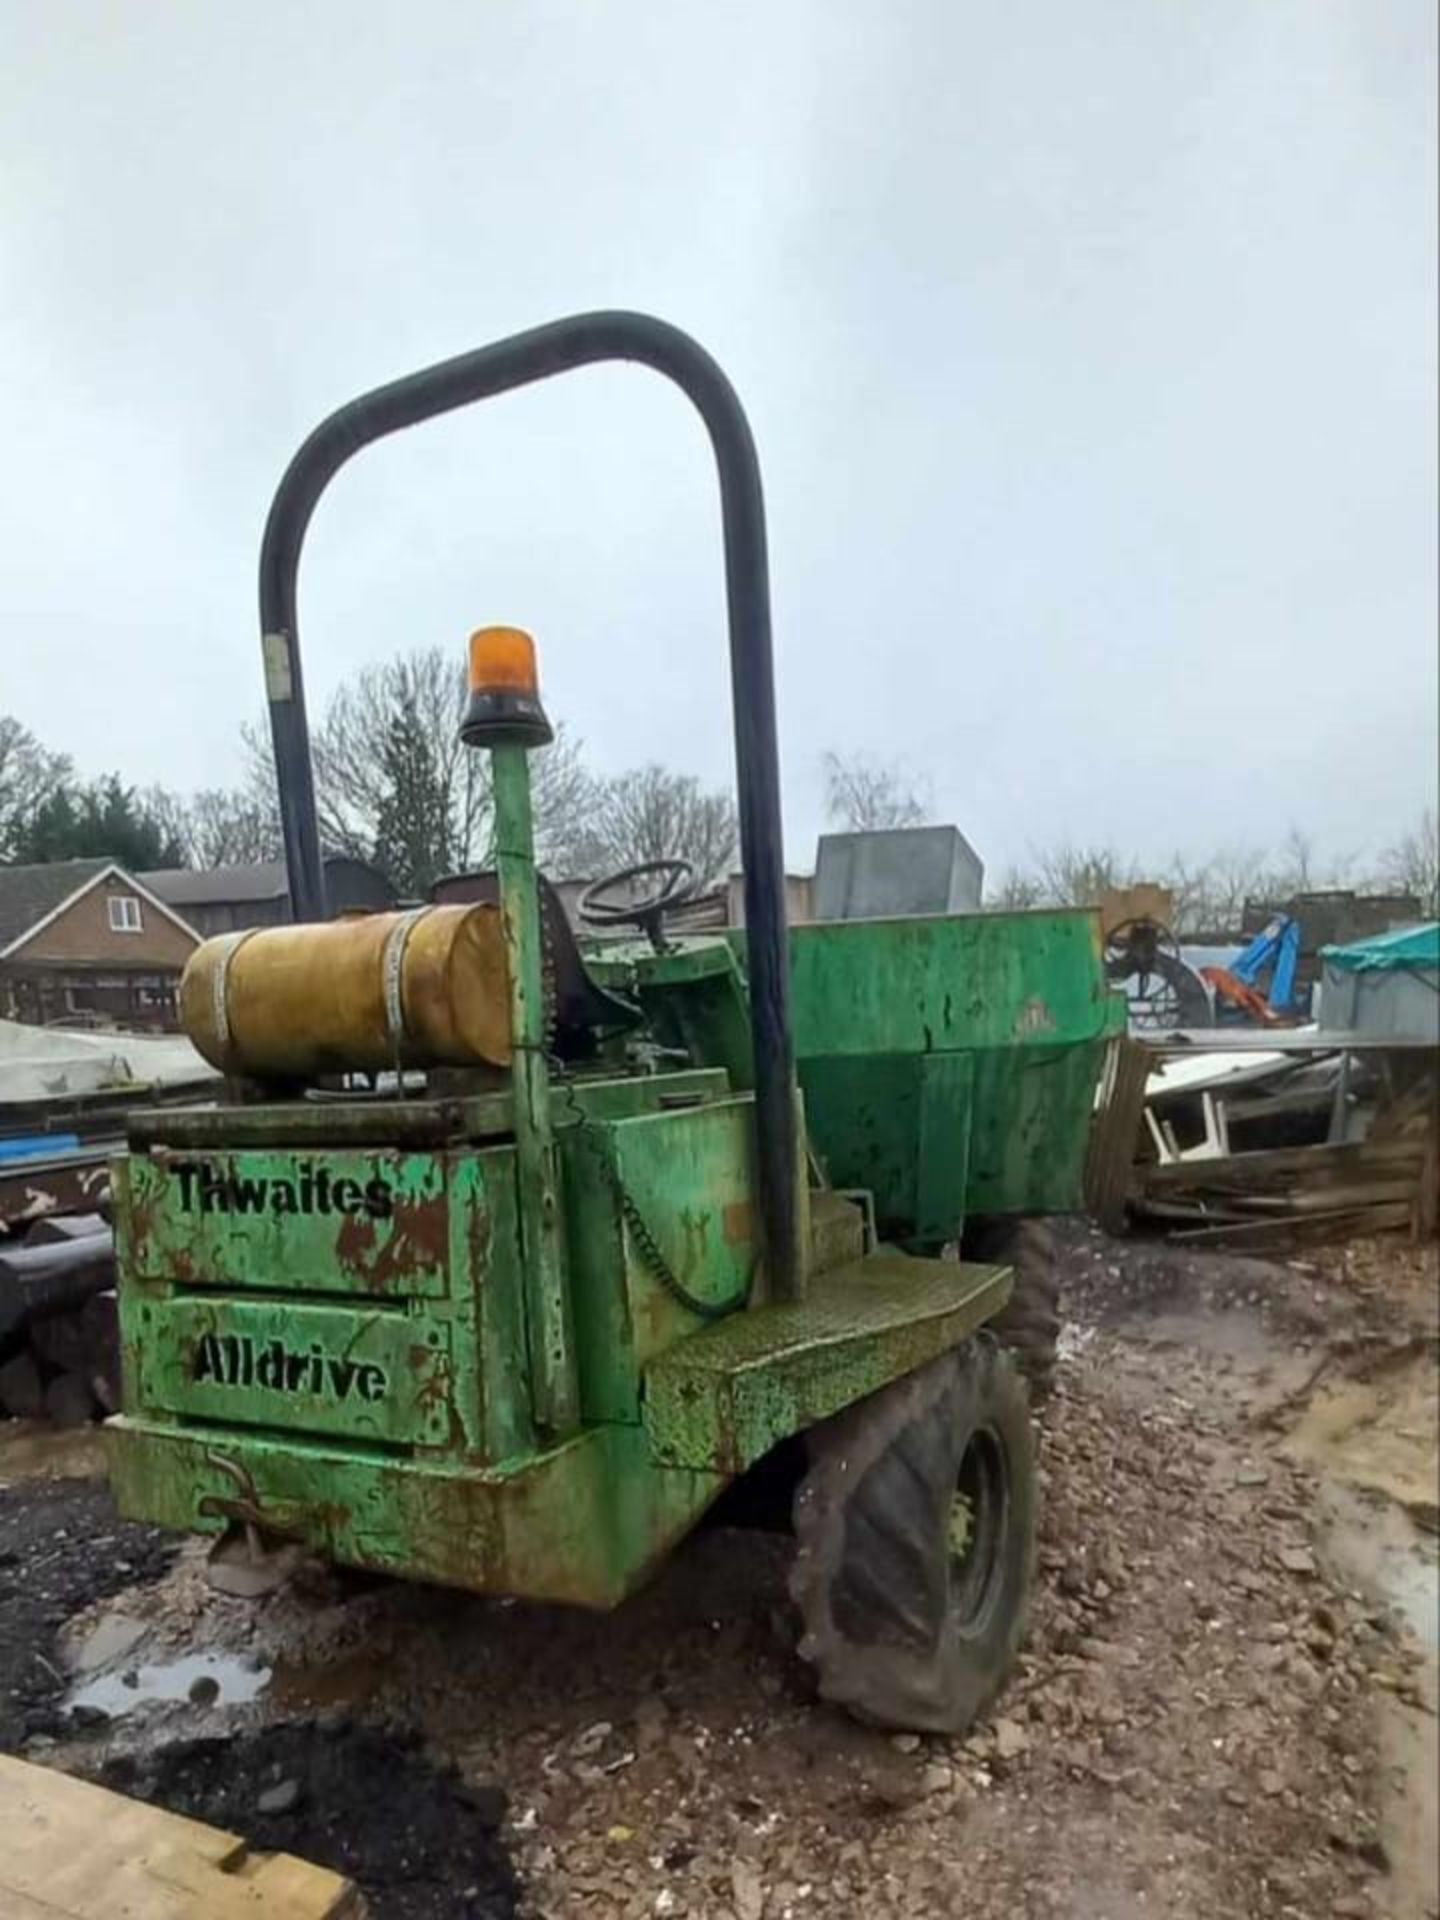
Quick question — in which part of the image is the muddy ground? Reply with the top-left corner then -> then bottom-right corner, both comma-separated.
1,1230 -> 1435,1920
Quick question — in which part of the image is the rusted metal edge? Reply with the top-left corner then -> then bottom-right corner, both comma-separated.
642,1257 -> 1011,1475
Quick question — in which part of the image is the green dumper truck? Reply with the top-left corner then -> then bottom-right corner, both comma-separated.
107,314 -> 1122,1732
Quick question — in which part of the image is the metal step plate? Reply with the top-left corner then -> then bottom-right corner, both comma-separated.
642,1254 -> 1010,1474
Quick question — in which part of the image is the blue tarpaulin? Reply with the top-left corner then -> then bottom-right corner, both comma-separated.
0,1133 -> 81,1164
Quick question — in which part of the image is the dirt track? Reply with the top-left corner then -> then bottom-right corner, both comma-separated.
1,1231 -> 1435,1919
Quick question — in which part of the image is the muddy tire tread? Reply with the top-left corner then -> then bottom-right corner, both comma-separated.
964,1216 -> 1062,1402
789,1335 -> 1036,1734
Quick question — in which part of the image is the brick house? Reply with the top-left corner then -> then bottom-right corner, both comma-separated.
0,860 -> 201,1031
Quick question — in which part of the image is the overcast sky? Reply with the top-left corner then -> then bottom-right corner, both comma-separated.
2,2 -> 1435,882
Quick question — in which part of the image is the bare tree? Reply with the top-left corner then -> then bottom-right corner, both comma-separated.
0,715 -> 70,861
993,843 -> 1264,930
1202,846 -> 1267,934
134,786 -> 194,867
530,733 -> 604,876
1380,808 -> 1439,917
984,824 -> 1437,938
822,751 -> 929,832
987,867 -> 1045,909
1031,844 -> 1136,909
1267,826 -> 1317,896
177,786 -> 282,867
307,649 -> 471,875
1160,852 -> 1208,935
237,650 -> 595,894
585,765 -> 738,889
238,720 -> 285,846
1163,845 -> 1268,935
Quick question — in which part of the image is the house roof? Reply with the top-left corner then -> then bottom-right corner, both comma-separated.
142,855 -> 391,910
0,860 -> 202,959
143,862 -> 290,906
0,859 -> 115,951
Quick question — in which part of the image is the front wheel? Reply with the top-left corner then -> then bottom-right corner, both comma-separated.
789,1335 -> 1036,1734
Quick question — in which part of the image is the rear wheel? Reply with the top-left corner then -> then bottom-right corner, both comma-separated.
962,1216 -> 1062,1403
789,1336 -> 1036,1733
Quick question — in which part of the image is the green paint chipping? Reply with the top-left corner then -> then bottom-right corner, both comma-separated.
122,1149 -> 454,1295
643,1255 -> 1010,1474
110,888 -> 1115,1610
135,1296 -> 452,1446
783,909 -> 1124,1225
107,1418 -> 724,1609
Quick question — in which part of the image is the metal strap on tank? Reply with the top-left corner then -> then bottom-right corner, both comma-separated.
210,929 -> 257,1067
381,907 -> 430,1051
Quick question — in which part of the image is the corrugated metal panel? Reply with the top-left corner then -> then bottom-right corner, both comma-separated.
1318,964 -> 1440,1043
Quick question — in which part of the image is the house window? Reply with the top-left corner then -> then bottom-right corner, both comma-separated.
108,895 -> 143,933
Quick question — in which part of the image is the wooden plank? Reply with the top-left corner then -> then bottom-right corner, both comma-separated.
243,1853 -> 365,1908
1139,1180 -> 1420,1218
1168,1202 -> 1412,1247
1221,1181 -> 1419,1214
0,1755 -> 360,1919
1141,1031 -> 1436,1055
144,1840 -> 365,1916
1086,1036 -> 1149,1230
1140,1137 -> 1424,1195
1414,1110 -> 1439,1243
1372,1069 -> 1440,1143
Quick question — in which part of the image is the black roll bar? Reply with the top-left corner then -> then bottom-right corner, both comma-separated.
256,311 -> 803,1297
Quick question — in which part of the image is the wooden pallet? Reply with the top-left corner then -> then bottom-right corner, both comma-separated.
0,1753 -> 363,1918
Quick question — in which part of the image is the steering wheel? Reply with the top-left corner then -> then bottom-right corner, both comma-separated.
578,859 -> 697,949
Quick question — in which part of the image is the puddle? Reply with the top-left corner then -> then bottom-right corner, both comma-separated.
68,1650 -> 271,1720
1111,1281 -> 1438,1920
1284,1349 -> 1439,1518
1314,1471 -> 1438,1920
1315,1480 -> 1438,1653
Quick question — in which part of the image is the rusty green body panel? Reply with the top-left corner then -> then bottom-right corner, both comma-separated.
794,1051 -> 975,1245
783,909 -> 1124,1227
592,906 -> 1123,1244
109,1105 -> 737,1601
559,1095 -> 762,1425
108,1417 -> 725,1609
109,1070 -> 994,1604
121,1148 -> 456,1295
115,1145 -> 522,1461
122,1069 -> 734,1153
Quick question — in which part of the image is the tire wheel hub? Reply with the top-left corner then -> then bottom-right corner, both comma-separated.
950,1426 -> 1009,1636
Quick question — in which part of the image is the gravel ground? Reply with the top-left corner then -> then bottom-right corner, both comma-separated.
1,1230 -> 1434,1919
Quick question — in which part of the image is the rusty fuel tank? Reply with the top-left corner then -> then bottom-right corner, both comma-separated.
179,904 -> 511,1079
